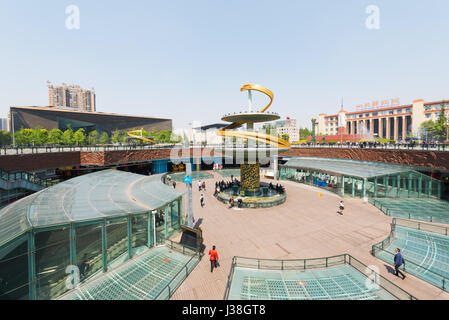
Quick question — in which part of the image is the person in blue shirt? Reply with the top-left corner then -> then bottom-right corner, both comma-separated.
394,248 -> 406,280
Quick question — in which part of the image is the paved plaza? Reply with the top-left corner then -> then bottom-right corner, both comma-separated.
171,171 -> 449,300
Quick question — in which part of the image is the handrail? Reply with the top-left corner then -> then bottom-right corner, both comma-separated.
371,219 -> 449,292
152,240 -> 202,300
223,253 -> 416,300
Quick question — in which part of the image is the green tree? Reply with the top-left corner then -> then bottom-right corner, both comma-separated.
62,128 -> 74,145
15,128 -> 33,146
158,130 -> 171,143
31,127 -> 48,146
281,133 -> 290,142
0,130 -> 12,146
299,127 -> 312,140
435,103 -> 448,141
111,130 -> 120,144
88,130 -> 98,145
74,128 -> 86,145
99,132 -> 109,144
48,129 -> 63,145
420,120 -> 437,142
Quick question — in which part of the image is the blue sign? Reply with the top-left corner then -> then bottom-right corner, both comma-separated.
423,128 -> 427,135
184,176 -> 192,184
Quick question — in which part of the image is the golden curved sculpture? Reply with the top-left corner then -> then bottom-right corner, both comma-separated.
217,84 -> 290,149
240,84 -> 274,112
128,129 -> 156,144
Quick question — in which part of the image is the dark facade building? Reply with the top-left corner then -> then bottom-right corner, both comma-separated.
9,106 -> 172,135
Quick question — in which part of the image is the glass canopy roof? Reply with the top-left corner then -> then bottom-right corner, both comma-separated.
0,170 -> 184,246
281,157 -> 417,179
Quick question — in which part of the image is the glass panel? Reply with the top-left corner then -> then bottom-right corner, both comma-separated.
106,218 -> 128,266
35,228 -> 70,300
75,223 -> 103,283
155,209 -> 166,245
0,236 -> 29,300
131,214 -> 148,255
171,201 -> 179,230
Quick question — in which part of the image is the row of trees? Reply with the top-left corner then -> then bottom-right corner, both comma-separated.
0,126 -> 181,147
419,103 -> 448,142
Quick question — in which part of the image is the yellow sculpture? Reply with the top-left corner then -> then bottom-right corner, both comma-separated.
127,129 -> 156,144
217,84 -> 290,149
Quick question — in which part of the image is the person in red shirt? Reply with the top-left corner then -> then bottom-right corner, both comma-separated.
209,245 -> 219,272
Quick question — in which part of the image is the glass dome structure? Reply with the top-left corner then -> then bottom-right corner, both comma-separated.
0,169 -> 184,300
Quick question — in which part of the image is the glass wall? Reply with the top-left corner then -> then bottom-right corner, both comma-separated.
155,208 -> 166,245
0,196 -> 183,300
131,214 -> 149,256
35,228 -> 70,300
106,218 -> 128,268
75,223 -> 103,282
0,235 -> 29,300
280,167 -> 442,200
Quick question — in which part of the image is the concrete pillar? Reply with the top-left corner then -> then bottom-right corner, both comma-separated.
402,116 -> 406,141
379,117 -> 383,138
385,118 -> 390,140
394,117 -> 399,141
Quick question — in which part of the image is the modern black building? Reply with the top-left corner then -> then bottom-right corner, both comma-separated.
9,106 -> 172,135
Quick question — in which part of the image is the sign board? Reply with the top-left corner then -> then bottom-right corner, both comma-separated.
184,176 -> 192,184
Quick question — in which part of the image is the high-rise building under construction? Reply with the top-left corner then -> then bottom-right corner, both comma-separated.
48,82 -> 96,112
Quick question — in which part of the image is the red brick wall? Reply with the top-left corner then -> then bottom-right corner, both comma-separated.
283,148 -> 449,171
0,152 -> 81,172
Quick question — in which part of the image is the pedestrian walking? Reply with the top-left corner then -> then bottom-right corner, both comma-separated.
200,194 -> 205,207
202,181 -> 206,191
198,180 -> 202,191
209,245 -> 219,272
394,248 -> 406,279
173,181 -> 176,189
338,200 -> 344,215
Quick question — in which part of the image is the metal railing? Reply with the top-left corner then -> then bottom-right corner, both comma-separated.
152,240 -> 202,300
370,199 -> 449,225
223,253 -> 416,300
0,143 -> 179,155
371,218 -> 449,292
290,143 -> 449,151
0,167 -> 57,188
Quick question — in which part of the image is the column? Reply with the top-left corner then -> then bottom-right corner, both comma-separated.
385,118 -> 390,140
394,117 -> 399,141
374,177 -> 378,198
402,116 -> 406,140
148,211 -> 154,248
362,178 -> 367,199
101,220 -> 107,272
28,231 -> 36,300
396,174 -> 401,198
418,175 -> 422,198
408,173 -> 412,198
69,224 -> 76,266
379,117 -> 383,138
341,176 -> 345,196
428,180 -> 432,198
127,216 -> 132,259
351,178 -> 355,197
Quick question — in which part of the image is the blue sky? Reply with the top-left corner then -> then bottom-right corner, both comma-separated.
1,0 -> 449,129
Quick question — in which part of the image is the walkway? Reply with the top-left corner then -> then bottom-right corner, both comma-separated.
170,170 -> 449,300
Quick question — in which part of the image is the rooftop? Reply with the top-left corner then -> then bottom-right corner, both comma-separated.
281,157 -> 426,179
0,170 -> 184,246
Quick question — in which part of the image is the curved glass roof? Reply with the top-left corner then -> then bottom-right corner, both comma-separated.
281,157 -> 417,179
0,170 -> 184,246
